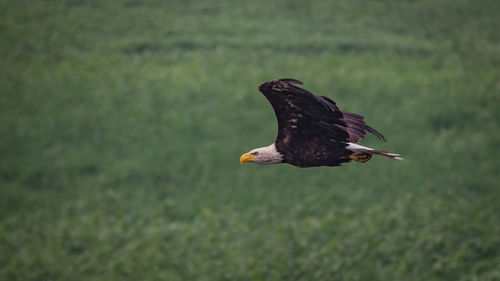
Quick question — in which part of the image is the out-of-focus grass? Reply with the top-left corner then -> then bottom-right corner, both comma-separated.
1,0 -> 499,280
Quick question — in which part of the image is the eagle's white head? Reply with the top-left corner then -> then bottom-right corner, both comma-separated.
240,143 -> 284,165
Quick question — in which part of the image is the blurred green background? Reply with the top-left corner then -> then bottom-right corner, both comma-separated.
1,0 -> 499,280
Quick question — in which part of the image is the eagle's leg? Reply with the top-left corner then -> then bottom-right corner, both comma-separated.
349,152 -> 372,163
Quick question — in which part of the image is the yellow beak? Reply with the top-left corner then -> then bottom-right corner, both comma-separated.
240,153 -> 256,164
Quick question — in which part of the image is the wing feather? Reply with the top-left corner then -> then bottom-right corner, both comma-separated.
342,111 -> 386,142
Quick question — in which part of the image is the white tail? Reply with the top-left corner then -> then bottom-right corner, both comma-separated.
346,143 -> 404,161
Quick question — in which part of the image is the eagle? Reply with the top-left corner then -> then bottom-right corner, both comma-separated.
240,78 -> 403,167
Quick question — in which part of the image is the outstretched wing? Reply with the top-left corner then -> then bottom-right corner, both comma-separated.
258,79 -> 386,144
258,79 -> 350,147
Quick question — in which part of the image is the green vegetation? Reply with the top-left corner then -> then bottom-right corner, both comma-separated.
1,0 -> 499,280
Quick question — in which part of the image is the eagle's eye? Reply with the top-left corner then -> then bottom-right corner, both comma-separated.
251,151 -> 259,156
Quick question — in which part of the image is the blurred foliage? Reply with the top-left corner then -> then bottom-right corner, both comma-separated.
0,0 -> 499,280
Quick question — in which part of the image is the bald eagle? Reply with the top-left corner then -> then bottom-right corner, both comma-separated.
240,79 -> 403,167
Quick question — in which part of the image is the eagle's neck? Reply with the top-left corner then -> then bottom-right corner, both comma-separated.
258,143 -> 284,164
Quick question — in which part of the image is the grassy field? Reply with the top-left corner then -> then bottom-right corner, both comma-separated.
1,0 -> 499,280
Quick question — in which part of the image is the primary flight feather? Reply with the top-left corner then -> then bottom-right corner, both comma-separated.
240,79 -> 403,167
